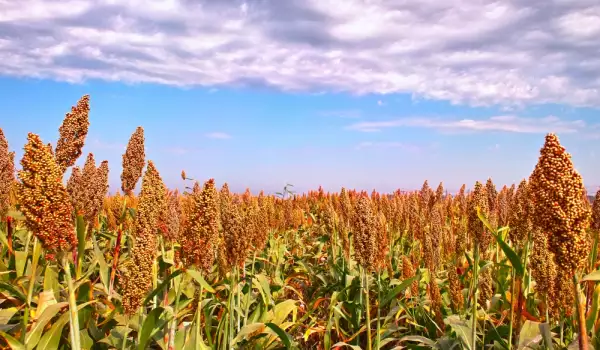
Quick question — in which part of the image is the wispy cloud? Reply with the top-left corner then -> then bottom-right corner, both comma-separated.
347,115 -> 587,134
0,1 -> 599,107
205,132 -> 232,140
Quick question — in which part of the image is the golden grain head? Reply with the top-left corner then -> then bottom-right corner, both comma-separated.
0,128 -> 15,217
121,127 -> 145,195
55,95 -> 90,172
529,133 -> 591,273
17,133 -> 76,252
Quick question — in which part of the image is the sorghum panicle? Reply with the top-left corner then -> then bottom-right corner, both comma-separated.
55,95 -> 90,172
529,229 -> 558,318
220,184 -> 249,270
121,127 -> 145,195
448,265 -> 464,312
181,179 -> 220,272
402,255 -> 419,298
591,189 -> 600,231
485,178 -> 498,228
352,193 -> 378,271
529,133 -> 591,274
17,133 -> 76,252
468,181 -> 490,252
162,190 -> 181,242
0,129 -> 15,217
120,161 -> 166,315
509,180 -> 533,250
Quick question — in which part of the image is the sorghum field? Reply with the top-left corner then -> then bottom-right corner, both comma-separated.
0,96 -> 598,350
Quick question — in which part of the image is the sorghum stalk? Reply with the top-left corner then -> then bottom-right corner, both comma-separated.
471,244 -> 480,349
62,253 -> 82,350
362,266 -> 373,350
243,252 -> 257,327
574,274 -> 589,350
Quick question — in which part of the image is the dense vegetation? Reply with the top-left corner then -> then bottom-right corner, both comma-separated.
0,95 -> 599,350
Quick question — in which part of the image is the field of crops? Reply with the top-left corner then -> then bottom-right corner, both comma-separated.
0,95 -> 599,350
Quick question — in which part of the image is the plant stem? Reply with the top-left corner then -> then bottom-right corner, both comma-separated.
471,245 -> 480,350
243,253 -> 256,327
22,238 -> 40,340
228,268 -> 236,349
121,316 -> 130,350
108,227 -> 124,298
236,268 -> 241,332
63,254 -> 81,350
168,272 -> 183,350
574,273 -> 589,350
195,283 -> 204,350
363,267 -> 372,350
376,271 -> 381,350
508,269 -> 514,350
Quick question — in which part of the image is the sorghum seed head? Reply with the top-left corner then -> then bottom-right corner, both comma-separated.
529,133 -> 591,274
352,194 -> 378,271
509,180 -> 533,249
55,95 -> 90,172
468,181 -> 490,252
591,189 -> 600,231
17,133 -> 76,252
120,161 -> 166,315
121,127 -> 145,195
0,129 -> 15,217
181,179 -> 220,272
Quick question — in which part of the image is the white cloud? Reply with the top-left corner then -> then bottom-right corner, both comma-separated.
377,100 -> 384,106
1,1 -> 600,107
347,115 -> 587,134
205,132 -> 232,139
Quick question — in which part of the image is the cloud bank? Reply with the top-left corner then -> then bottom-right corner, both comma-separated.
347,115 -> 587,134
1,0 -> 599,107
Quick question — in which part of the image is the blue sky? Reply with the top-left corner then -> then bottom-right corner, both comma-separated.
1,1 -> 599,194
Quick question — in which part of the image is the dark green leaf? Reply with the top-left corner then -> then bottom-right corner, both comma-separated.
265,322 -> 294,349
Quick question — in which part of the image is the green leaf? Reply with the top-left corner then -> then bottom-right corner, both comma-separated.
445,315 -> 473,350
477,208 -> 524,277
265,322 -> 294,349
0,282 -> 26,303
518,320 -> 542,350
587,283 -> 600,333
185,269 -> 215,294
37,311 -> 69,350
539,323 -> 554,350
76,215 -> 87,269
270,299 -> 297,325
91,231 -> 109,291
35,300 -> 96,350
25,302 -> 68,350
381,274 -> 419,307
399,335 -> 436,346
582,270 -> 600,282
138,307 -> 169,350
331,341 -> 362,349
0,330 -> 26,350
232,323 -> 265,346
0,308 -> 18,325
43,266 -> 59,300
143,269 -> 184,306
14,251 -> 27,278
80,330 -> 94,349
